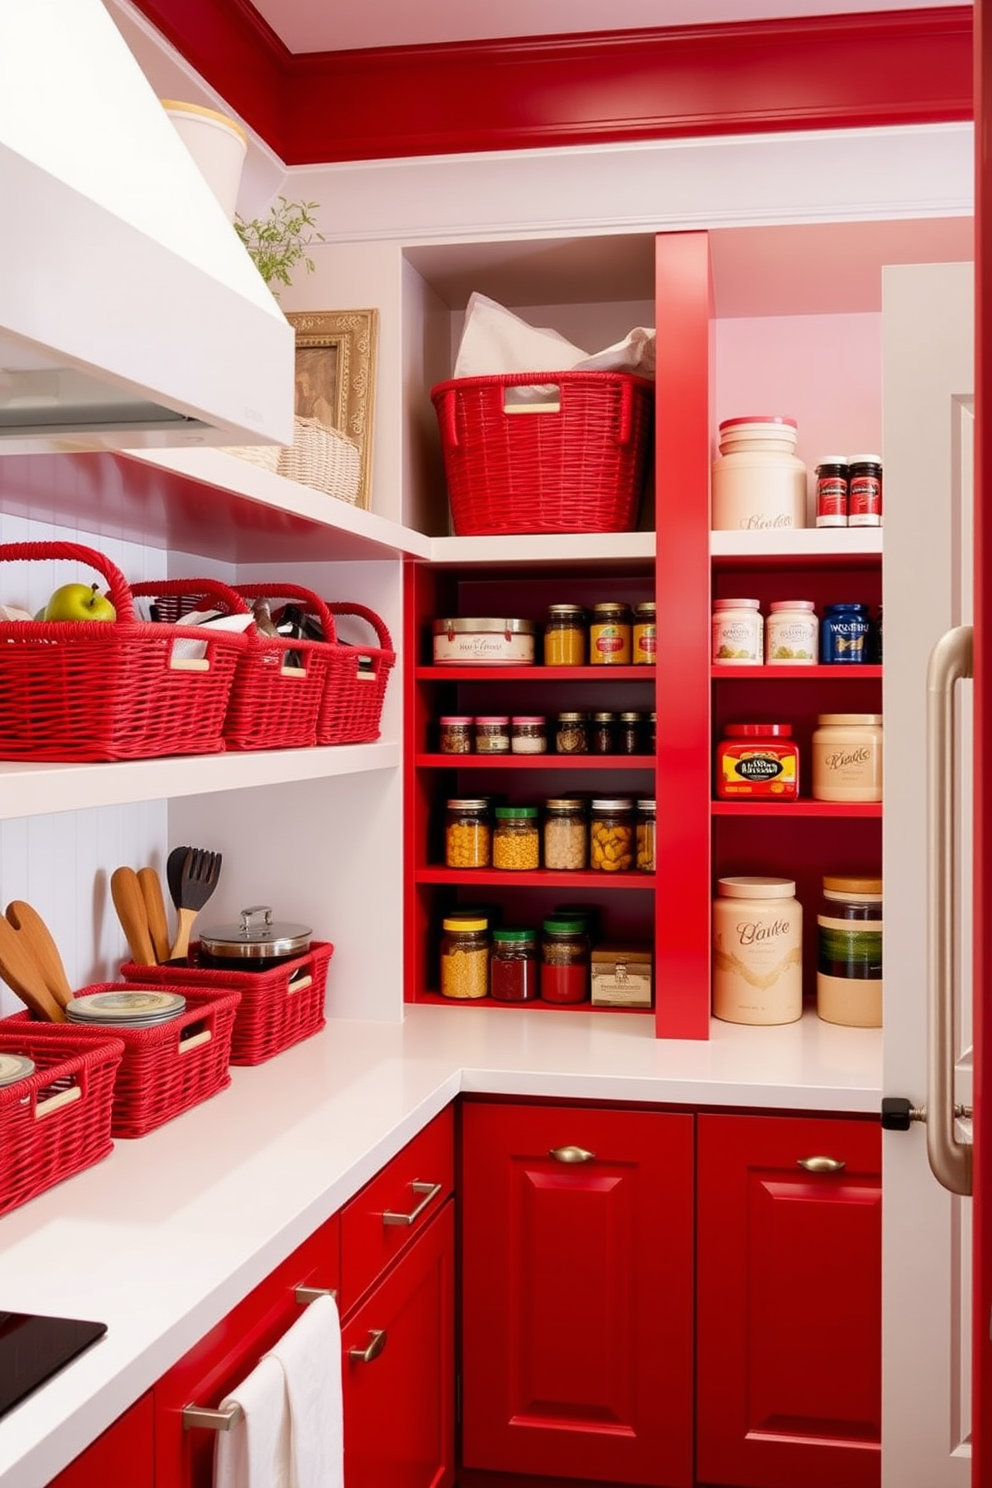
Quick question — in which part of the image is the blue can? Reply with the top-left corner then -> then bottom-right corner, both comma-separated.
820,603 -> 872,664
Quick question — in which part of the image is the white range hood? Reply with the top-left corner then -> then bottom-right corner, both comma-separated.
0,0 -> 294,455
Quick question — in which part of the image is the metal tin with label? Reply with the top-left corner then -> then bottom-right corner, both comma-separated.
432,617 -> 537,666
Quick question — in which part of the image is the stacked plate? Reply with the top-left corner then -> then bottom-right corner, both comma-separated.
65,991 -> 186,1028
0,1052 -> 35,1088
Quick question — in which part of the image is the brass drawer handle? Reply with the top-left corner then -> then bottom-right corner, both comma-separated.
382,1179 -> 442,1226
349,1328 -> 387,1364
295,1285 -> 337,1305
182,1402 -> 243,1432
549,1145 -> 595,1164
797,1155 -> 846,1174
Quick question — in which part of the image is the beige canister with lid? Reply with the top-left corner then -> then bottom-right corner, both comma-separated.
711,416 -> 807,531
712,876 -> 803,1025
811,714 -> 883,802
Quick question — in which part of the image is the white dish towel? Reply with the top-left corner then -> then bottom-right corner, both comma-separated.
214,1352 -> 292,1488
269,1292 -> 344,1488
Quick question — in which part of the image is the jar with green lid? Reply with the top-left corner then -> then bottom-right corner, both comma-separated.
590,602 -> 632,665
445,798 -> 491,869
555,712 -> 589,755
492,806 -> 540,870
490,928 -> 539,1002
544,604 -> 587,666
589,797 -> 635,872
540,918 -> 590,1004
440,917 -> 490,1000
543,797 -> 588,871
817,875 -> 882,1027
635,798 -> 656,872
591,711 -> 617,755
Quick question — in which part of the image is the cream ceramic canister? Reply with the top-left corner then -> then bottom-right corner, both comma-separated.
712,876 -> 803,1025
711,415 -> 807,531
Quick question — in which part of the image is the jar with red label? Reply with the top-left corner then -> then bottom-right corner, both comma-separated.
815,457 -> 849,528
716,723 -> 799,801
632,602 -> 656,664
589,603 -> 632,665
540,917 -> 590,1004
848,454 -> 883,526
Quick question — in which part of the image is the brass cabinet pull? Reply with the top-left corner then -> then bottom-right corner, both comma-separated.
382,1179 -> 442,1226
295,1285 -> 337,1305
797,1155 -> 846,1174
549,1145 -> 595,1164
349,1328 -> 387,1363
182,1402 -> 243,1432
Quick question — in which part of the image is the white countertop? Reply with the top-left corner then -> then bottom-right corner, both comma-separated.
0,1004 -> 882,1487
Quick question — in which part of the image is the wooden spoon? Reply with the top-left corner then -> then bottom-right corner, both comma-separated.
137,867 -> 171,966
4,901 -> 74,1011
0,916 -> 65,1021
110,866 -> 157,967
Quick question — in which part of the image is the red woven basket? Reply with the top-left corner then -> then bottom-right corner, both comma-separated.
132,578 -> 333,751
9,984 -> 240,1138
317,603 -> 395,745
121,940 -> 333,1066
431,370 -> 654,536
0,544 -> 247,761
0,1026 -> 123,1216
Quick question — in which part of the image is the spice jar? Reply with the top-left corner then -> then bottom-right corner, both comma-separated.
589,602 -> 632,665
544,604 -> 587,666
635,798 -> 656,872
716,723 -> 799,801
820,602 -> 872,664
555,712 -> 589,755
765,601 -> 818,665
815,457 -> 849,528
817,875 -> 883,1027
647,712 -> 656,755
540,917 -> 590,1004
591,711 -> 617,755
619,712 -> 643,755
711,416 -> 807,531
589,797 -> 635,873
510,717 -> 547,755
712,598 -> 763,665
492,806 -> 540,870
440,916 -> 490,1000
445,798 -> 491,869
811,714 -> 883,802
712,876 -> 803,1025
490,928 -> 539,1003
474,716 -> 510,754
543,798 -> 588,871
439,716 -> 473,754
848,454 -> 883,526
632,602 -> 657,665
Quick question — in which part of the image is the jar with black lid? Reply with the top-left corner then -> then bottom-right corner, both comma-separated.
848,454 -> 883,527
555,712 -> 589,755
589,602 -> 632,665
619,711 -> 643,755
632,602 -> 656,665
544,604 -> 587,666
490,928 -> 539,1002
591,711 -> 617,755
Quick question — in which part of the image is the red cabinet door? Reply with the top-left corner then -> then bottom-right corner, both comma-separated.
696,1112 -> 881,1488
341,1199 -> 455,1488
47,1392 -> 154,1488
460,1099 -> 694,1487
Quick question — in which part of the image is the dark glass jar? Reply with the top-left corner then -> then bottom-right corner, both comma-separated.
618,711 -> 643,755
591,711 -> 617,755
438,716 -> 473,754
540,917 -> 590,1004
555,712 -> 589,755
490,928 -> 539,1002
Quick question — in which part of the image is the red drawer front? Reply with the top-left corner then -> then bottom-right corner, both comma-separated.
340,1106 -> 454,1314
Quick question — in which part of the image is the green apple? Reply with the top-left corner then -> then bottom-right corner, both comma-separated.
44,582 -> 116,623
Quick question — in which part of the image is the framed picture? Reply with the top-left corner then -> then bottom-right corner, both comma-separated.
285,309 -> 378,510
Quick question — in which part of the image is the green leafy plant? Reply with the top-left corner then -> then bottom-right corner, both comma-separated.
234,196 -> 324,295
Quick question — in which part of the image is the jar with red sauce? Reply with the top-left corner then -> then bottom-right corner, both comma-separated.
540,917 -> 590,1004
490,928 -> 539,1002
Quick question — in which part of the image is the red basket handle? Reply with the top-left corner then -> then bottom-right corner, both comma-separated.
324,602 -> 393,655
0,541 -> 136,622
234,583 -> 338,645
130,577 -> 252,618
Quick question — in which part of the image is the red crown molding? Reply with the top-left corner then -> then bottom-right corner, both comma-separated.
130,3 -> 972,164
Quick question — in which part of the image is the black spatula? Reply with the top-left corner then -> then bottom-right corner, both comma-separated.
167,847 -> 223,963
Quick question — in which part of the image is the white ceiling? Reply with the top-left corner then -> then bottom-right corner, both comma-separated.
247,0 -> 964,56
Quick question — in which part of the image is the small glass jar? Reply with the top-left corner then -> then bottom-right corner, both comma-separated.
543,797 -> 588,871
811,714 -> 883,803
440,916 -> 490,1000
438,716 -> 474,754
635,798 -> 656,872
540,917 -> 590,1004
765,601 -> 818,665
712,598 -> 763,665
492,806 -> 540,870
647,712 -> 656,755
591,711 -> 617,755
618,711 -> 643,755
820,603 -> 872,664
632,602 -> 657,665
589,602 -> 632,665
712,876 -> 803,1024
589,797 -> 635,873
445,798 -> 491,869
510,716 -> 547,755
544,604 -> 587,666
474,716 -> 510,754
490,927 -> 539,1003
555,712 -> 589,755
817,875 -> 883,1027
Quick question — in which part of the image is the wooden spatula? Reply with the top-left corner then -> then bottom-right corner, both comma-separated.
4,901 -> 74,1011
137,867 -> 171,966
169,847 -> 223,963
0,916 -> 66,1021
110,866 -> 157,967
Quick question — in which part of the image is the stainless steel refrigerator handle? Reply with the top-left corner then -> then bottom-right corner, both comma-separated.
926,623 -> 974,1197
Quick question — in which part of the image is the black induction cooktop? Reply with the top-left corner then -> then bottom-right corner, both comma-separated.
0,1312 -> 107,1419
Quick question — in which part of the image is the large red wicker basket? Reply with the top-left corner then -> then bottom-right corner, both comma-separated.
431,370 -> 654,536
0,1025 -> 123,1216
121,940 -> 334,1066
0,544 -> 247,761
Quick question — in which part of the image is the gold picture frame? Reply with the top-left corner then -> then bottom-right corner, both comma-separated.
286,309 -> 378,510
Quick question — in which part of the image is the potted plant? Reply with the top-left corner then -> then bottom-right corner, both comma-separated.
234,196 -> 324,296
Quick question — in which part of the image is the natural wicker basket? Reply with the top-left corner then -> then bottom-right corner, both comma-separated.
222,416 -> 362,505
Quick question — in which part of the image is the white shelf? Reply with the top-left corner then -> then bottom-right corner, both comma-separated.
710,528 -> 883,559
0,741 -> 400,819
429,531 -> 656,566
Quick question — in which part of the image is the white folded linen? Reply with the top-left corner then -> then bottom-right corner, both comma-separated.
214,1353 -> 291,1488
269,1293 -> 344,1488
